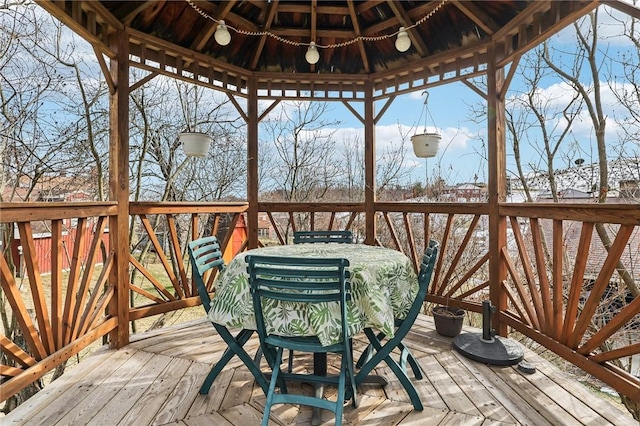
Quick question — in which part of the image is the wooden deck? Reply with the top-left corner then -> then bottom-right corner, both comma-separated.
4,315 -> 634,425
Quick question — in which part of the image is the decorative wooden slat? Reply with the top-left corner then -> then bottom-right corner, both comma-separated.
328,212 -> 336,230
138,214 -> 181,297
424,212 -> 431,248
578,294 -> 640,355
551,219 -> 564,340
288,212 -> 296,233
568,225 -> 634,349
266,212 -> 286,245
51,220 -> 64,350
444,252 -> 490,298
381,212 -> 401,251
344,212 -> 359,231
439,215 -> 480,291
17,222 -> 55,354
561,222 -> 594,344
310,211 -> 315,230
503,283 -> 530,326
509,216 -> 546,332
530,217 -> 553,331
128,255 -> 177,302
85,287 -> 115,335
190,213 -> 200,295
129,284 -> 167,304
62,217 -> 87,345
70,216 -> 108,341
77,252 -> 114,337
0,335 -> 36,368
456,279 -> 490,300
0,255 -> 48,360
589,342 -> 640,364
0,318 -> 117,403
502,247 -> 539,329
434,214 -> 454,296
0,364 -> 24,377
402,212 -> 419,271
167,214 -> 188,299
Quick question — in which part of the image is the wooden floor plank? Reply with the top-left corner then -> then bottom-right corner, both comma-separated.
522,350 -> 633,425
3,314 -> 633,426
117,357 -> 192,426
26,349 -> 138,426
2,346 -> 116,424
55,350 -> 157,425
183,412 -> 234,426
420,354 -> 482,416
435,351 -> 517,423
491,363 -> 584,426
89,351 -> 174,426
186,368 -> 234,417
150,360 -> 211,425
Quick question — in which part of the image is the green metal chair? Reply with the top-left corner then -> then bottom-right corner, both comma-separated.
353,240 -> 439,411
288,229 -> 353,372
188,236 -> 269,395
356,239 -> 439,379
246,255 -> 357,426
293,230 -> 353,244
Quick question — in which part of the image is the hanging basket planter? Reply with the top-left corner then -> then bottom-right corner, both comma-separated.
179,131 -> 212,157
411,132 -> 441,158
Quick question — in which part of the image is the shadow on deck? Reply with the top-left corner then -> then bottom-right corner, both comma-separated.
3,315 -> 633,425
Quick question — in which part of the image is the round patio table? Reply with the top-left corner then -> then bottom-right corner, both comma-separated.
208,243 -> 419,346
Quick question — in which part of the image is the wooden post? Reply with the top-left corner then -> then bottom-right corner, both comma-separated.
487,44 -> 508,336
108,31 -> 130,348
247,77 -> 259,249
364,81 -> 376,245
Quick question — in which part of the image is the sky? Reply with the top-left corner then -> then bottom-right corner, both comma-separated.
7,2 -> 640,190
310,3 -> 640,187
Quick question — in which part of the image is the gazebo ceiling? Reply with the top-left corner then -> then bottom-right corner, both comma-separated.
38,1 -> 600,99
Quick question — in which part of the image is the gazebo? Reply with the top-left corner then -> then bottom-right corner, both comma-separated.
2,0 -> 639,418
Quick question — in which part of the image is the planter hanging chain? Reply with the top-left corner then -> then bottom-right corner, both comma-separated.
416,90 -> 438,134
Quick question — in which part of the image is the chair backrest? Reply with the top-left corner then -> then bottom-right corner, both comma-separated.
293,230 -> 353,244
418,239 -> 439,295
402,240 -> 439,323
188,236 -> 225,314
246,255 -> 351,343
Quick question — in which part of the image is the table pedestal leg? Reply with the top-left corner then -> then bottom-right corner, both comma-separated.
311,353 -> 326,426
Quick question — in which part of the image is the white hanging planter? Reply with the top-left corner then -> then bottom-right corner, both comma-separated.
411,133 -> 441,158
179,131 -> 212,157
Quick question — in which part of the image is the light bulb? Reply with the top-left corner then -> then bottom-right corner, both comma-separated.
214,20 -> 231,46
305,42 -> 320,65
395,27 -> 411,52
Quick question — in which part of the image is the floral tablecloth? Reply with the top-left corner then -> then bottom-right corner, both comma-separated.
208,243 -> 418,346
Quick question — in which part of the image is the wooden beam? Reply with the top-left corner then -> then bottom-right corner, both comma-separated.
364,81 -> 376,245
487,43 -> 508,336
108,30 -> 130,349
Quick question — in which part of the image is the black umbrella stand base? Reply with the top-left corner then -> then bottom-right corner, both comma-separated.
453,332 -> 524,366
453,300 -> 524,366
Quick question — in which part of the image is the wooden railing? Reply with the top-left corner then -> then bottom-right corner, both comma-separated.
0,202 -> 118,400
499,203 -> 640,403
1,200 -> 639,404
127,202 -> 249,321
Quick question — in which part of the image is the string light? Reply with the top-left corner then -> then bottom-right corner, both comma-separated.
305,42 -> 320,64
186,0 -> 448,56
214,20 -> 231,46
395,27 -> 411,52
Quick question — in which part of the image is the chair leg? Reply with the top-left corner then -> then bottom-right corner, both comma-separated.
288,349 -> 294,373
357,328 -> 423,411
212,325 -> 271,394
399,343 -> 423,380
262,347 -> 284,426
